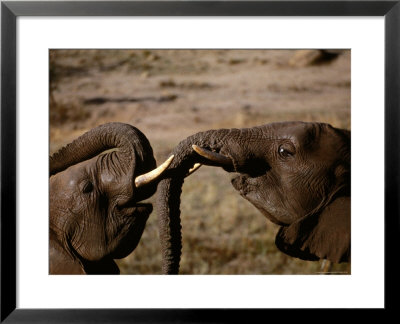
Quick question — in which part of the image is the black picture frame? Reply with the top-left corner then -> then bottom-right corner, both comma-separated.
1,1 -> 398,322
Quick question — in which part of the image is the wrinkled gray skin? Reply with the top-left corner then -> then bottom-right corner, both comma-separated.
50,123 -> 157,274
157,121 -> 350,274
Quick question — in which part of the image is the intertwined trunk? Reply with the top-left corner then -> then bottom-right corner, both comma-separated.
157,127 -> 249,274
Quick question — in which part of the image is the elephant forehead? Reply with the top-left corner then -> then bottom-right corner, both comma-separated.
100,171 -> 132,196
68,178 -> 77,187
273,122 -> 318,143
101,172 -> 116,184
270,123 -> 346,155
50,158 -> 98,194
51,165 -> 83,187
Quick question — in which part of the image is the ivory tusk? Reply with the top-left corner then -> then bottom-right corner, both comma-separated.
192,145 -> 232,166
186,163 -> 202,176
135,155 -> 174,188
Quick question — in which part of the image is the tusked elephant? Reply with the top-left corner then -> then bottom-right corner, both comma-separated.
157,121 -> 350,274
50,122 -> 173,274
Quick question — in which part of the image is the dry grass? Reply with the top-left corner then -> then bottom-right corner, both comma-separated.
50,49 -> 351,274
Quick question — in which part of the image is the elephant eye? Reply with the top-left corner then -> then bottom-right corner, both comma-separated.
278,145 -> 294,158
82,181 -> 93,193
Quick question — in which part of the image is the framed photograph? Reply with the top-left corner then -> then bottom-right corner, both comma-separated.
1,0 -> 398,321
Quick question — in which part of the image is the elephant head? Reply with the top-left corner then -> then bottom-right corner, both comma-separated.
49,122 -> 173,274
157,121 -> 350,274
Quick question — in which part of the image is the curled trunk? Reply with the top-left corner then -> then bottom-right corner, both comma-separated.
50,122 -> 156,179
157,127 -> 249,274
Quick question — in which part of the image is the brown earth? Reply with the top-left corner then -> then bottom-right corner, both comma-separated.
50,49 -> 351,274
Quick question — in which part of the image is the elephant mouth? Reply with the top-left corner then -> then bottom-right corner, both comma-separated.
118,201 -> 153,220
231,175 -> 287,226
231,175 -> 250,196
109,203 -> 152,260
129,203 -> 152,217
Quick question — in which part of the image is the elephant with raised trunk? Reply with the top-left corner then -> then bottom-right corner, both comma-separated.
157,121 -> 350,274
50,122 -> 173,274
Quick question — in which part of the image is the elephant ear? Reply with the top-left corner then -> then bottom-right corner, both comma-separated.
275,196 -> 350,263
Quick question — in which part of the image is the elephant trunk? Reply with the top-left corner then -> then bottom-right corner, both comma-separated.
157,127 -> 250,274
50,122 -> 156,181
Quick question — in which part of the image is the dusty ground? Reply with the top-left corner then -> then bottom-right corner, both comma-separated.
50,49 -> 351,274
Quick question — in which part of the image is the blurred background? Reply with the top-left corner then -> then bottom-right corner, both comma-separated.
50,49 -> 351,274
